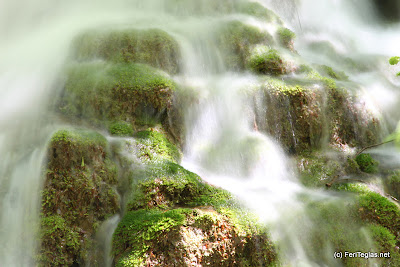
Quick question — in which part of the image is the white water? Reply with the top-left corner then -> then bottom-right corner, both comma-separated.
0,0 -> 398,266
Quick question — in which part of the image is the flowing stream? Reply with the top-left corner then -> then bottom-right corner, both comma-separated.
0,0 -> 399,266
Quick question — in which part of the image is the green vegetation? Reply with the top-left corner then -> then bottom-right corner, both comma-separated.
358,192 -> 400,237
72,28 -> 181,74
355,153 -> 379,173
389,56 -> 400,76
317,65 -> 349,81
277,27 -> 295,51
126,160 -> 233,211
386,170 -> 400,199
216,20 -> 273,70
60,62 -> 175,127
248,47 -> 287,75
113,208 -> 189,266
132,129 -> 181,163
389,56 -> 400,65
39,128 -> 119,266
109,121 -> 134,136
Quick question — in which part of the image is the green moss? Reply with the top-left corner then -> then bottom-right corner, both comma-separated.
358,192 -> 400,237
109,121 -> 134,136
113,208 -> 189,266
389,56 -> 400,65
38,215 -> 81,266
216,20 -> 273,70
317,65 -> 349,81
39,128 -> 120,266
60,62 -> 175,127
301,200 -> 375,266
330,183 -> 370,194
297,153 -> 340,187
127,161 -> 234,211
368,224 -> 396,250
133,129 -> 181,163
277,27 -> 295,50
72,28 -> 181,74
248,47 -> 287,75
355,153 -> 379,173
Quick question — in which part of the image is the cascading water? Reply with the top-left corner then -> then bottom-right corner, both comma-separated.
1,0 -> 399,266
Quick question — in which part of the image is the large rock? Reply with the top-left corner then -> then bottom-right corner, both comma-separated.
251,76 -> 381,154
39,129 -> 120,266
112,129 -> 278,267
59,62 -> 176,129
72,28 -> 181,74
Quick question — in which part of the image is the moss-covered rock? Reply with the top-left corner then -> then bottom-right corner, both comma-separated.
253,80 -> 324,153
39,128 -> 120,266
109,121 -> 134,137
215,20 -> 273,70
355,153 -> 379,174
277,27 -> 295,51
113,159 -> 277,266
316,65 -> 349,81
72,28 -> 181,74
59,62 -> 176,129
248,47 -> 289,75
251,77 -> 381,153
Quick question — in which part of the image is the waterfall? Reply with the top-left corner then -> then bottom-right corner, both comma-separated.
1,0 -> 399,266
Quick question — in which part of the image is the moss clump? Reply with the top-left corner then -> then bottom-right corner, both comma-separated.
112,208 -> 189,266
277,27 -> 295,51
355,153 -> 379,173
248,47 -> 288,75
109,121 -> 134,136
317,65 -> 349,81
216,20 -> 273,70
72,28 -> 181,74
357,192 -> 400,238
60,62 -> 175,127
126,161 -> 232,211
132,128 -> 181,163
389,56 -> 400,65
39,128 -> 119,266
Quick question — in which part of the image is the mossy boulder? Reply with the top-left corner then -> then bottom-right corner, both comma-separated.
215,20 -> 273,70
277,27 -> 295,51
113,160 -> 277,266
316,65 -> 349,81
355,153 -> 379,174
248,47 -> 290,75
253,80 -> 324,153
109,121 -> 134,137
300,198 -> 400,266
59,62 -> 176,129
72,28 -> 181,74
39,128 -> 120,266
251,77 -> 381,153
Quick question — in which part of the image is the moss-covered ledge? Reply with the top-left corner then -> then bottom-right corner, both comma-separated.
71,28 -> 181,74
112,159 -> 278,266
59,62 -> 176,129
38,128 -> 120,266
